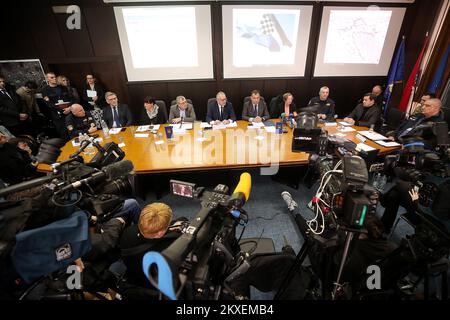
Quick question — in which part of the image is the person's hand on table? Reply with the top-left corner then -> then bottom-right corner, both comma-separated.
19,113 -> 28,121
63,107 -> 71,114
222,119 -> 231,125
343,117 -> 355,125
253,116 -> 262,123
88,124 -> 97,134
172,118 -> 182,124
318,114 -> 327,120
387,136 -> 395,141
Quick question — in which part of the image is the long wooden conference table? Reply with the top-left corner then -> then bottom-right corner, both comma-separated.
38,120 -> 399,174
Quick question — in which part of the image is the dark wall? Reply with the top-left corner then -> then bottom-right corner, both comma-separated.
0,0 -> 442,121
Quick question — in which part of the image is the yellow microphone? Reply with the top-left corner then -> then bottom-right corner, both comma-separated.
229,172 -> 252,208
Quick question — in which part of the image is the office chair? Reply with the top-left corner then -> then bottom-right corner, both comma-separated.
155,100 -> 168,123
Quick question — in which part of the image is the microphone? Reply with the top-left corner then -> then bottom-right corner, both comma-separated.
56,160 -> 134,194
70,136 -> 96,159
228,172 -> 252,208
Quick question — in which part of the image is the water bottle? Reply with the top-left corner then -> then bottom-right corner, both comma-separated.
101,120 -> 110,139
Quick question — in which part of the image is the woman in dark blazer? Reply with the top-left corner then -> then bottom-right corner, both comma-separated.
82,74 -> 106,109
274,92 -> 298,119
137,96 -> 167,125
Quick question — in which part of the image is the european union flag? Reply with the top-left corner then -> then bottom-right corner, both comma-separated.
383,37 -> 405,117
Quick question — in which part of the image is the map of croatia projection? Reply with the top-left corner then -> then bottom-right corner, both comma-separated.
324,10 -> 392,64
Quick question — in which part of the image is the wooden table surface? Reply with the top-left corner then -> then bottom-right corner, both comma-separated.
38,120 -> 399,174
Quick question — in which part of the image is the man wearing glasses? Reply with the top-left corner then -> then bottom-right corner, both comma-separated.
388,98 -> 444,144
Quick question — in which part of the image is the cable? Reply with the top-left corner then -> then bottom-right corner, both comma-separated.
249,212 -> 285,221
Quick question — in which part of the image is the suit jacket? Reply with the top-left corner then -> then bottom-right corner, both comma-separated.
137,107 -> 167,125
242,100 -> 270,121
102,104 -> 133,128
168,104 -> 196,123
348,104 -> 381,129
0,87 -> 26,127
82,83 -> 106,108
206,101 -> 236,122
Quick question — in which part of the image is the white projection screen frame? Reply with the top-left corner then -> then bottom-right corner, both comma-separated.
114,5 -> 214,82
314,6 -> 406,77
222,5 -> 313,79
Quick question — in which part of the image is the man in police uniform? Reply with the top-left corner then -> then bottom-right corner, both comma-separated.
65,103 -> 97,139
306,86 -> 336,121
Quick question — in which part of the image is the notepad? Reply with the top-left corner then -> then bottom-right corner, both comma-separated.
337,121 -> 353,126
136,125 -> 160,132
180,123 -> 193,130
86,90 -> 97,98
201,122 -> 212,128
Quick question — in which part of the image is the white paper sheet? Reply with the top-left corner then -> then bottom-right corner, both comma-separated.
375,140 -> 401,147
201,122 -> 212,128
134,133 -> 149,138
357,130 -> 388,141
337,121 -> 353,126
108,128 -> 122,135
356,143 -> 376,152
86,90 -> 97,98
264,126 -> 276,133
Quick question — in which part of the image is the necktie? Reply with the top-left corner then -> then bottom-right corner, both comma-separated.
112,107 -> 120,127
253,105 -> 257,116
219,106 -> 223,120
1,89 -> 11,100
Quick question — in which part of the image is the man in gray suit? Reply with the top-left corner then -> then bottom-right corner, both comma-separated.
169,96 -> 196,123
242,90 -> 270,123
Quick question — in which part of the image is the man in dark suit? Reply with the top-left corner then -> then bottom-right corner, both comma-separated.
169,96 -> 196,123
242,90 -> 270,123
344,93 -> 382,130
206,91 -> 236,125
0,75 -> 29,136
103,92 -> 133,128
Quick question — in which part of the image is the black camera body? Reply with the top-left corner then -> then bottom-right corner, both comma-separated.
161,180 -> 246,299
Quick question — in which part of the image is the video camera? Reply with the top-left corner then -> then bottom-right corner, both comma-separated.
141,173 -> 252,300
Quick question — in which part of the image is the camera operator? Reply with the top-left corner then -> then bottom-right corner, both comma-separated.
0,133 -> 39,185
119,202 -> 187,290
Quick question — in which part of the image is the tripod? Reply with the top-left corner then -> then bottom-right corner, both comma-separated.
275,212 -> 365,300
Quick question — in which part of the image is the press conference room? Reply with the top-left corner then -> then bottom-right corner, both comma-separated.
0,0 -> 449,305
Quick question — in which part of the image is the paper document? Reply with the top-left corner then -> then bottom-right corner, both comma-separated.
201,122 -> 212,128
249,122 -> 265,128
173,128 -> 186,134
212,124 -> 226,130
358,131 -> 388,141
225,122 -> 238,128
356,143 -> 376,152
134,133 -> 149,138
264,126 -> 276,133
108,128 -> 122,135
324,122 -> 337,127
86,90 -> 97,98
338,121 -> 353,126
179,123 -> 193,130
375,140 -> 401,147
338,127 -> 356,132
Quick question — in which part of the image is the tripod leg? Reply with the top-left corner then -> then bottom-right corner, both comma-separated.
274,238 -> 309,300
332,231 -> 354,300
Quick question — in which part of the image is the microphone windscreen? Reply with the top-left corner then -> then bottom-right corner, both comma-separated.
103,160 -> 134,180
232,172 -> 252,202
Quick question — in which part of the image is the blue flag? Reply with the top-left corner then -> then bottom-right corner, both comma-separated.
427,44 -> 450,94
384,38 -> 405,117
